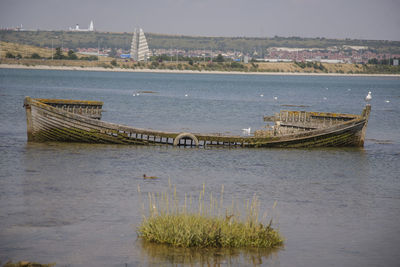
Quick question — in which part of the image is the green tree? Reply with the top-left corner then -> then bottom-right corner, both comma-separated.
215,54 -> 224,62
31,53 -> 41,59
67,50 -> 78,60
53,47 -> 64,59
81,55 -> 98,61
295,61 -> 306,68
6,52 -> 15,58
368,58 -> 378,64
110,59 -> 117,66
151,61 -> 159,68
230,61 -> 244,69
108,47 -> 117,58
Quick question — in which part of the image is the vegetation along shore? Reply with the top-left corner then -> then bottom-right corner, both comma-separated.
2,61 -> 399,77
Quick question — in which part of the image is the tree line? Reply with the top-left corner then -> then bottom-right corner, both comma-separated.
367,58 -> 399,65
1,30 -> 400,55
5,47 -> 98,61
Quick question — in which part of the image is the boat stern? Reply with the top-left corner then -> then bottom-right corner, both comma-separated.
358,104 -> 371,146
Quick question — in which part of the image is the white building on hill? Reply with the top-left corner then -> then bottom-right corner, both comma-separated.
69,21 -> 94,32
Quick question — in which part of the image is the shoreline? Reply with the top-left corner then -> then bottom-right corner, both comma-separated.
1,63 -> 399,77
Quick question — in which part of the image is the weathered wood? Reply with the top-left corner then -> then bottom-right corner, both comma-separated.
24,97 -> 371,148
359,104 -> 371,146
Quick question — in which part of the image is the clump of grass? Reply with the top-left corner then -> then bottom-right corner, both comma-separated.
137,182 -> 283,248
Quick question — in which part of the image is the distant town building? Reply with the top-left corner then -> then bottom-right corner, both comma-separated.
263,46 -> 384,64
0,24 -> 25,31
69,20 -> 94,32
130,28 -> 150,61
15,24 -> 24,31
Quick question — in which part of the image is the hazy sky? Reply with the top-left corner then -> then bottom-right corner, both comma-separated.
1,0 -> 399,40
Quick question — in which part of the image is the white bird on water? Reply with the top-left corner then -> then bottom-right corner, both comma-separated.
273,96 -> 278,100
260,94 -> 264,97
365,91 -> 372,102
242,127 -> 251,135
185,94 -> 188,97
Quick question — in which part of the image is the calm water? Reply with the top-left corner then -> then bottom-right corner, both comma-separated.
0,69 -> 399,266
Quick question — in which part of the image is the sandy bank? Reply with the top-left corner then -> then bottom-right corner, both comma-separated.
1,63 -> 399,77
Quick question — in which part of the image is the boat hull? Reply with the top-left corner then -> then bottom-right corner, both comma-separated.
24,97 -> 370,148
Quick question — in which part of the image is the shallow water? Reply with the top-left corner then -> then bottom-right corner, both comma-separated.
0,69 -> 399,266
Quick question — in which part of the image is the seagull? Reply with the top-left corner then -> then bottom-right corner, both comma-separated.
242,127 -> 251,135
260,94 -> 264,97
273,96 -> 278,100
185,94 -> 188,97
385,100 -> 390,103
365,91 -> 372,102
323,97 -> 327,100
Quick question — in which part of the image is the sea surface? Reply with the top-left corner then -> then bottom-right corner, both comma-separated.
0,69 -> 399,267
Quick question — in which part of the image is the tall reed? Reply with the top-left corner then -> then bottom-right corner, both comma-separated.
137,181 -> 283,248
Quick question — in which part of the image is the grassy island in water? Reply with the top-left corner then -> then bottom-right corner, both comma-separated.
137,183 -> 283,248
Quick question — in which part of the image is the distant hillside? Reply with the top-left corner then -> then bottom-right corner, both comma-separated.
0,41 -> 107,61
1,30 -> 400,55
1,41 -> 399,75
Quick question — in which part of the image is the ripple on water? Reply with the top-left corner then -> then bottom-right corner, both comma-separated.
1,70 -> 400,266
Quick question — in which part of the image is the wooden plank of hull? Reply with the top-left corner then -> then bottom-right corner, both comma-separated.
24,97 -> 370,148
26,97 -> 176,144
249,122 -> 365,148
31,106 -> 151,145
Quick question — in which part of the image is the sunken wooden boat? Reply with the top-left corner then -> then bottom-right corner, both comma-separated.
23,96 -> 371,148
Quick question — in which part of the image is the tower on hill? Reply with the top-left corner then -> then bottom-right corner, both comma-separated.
130,28 -> 150,61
